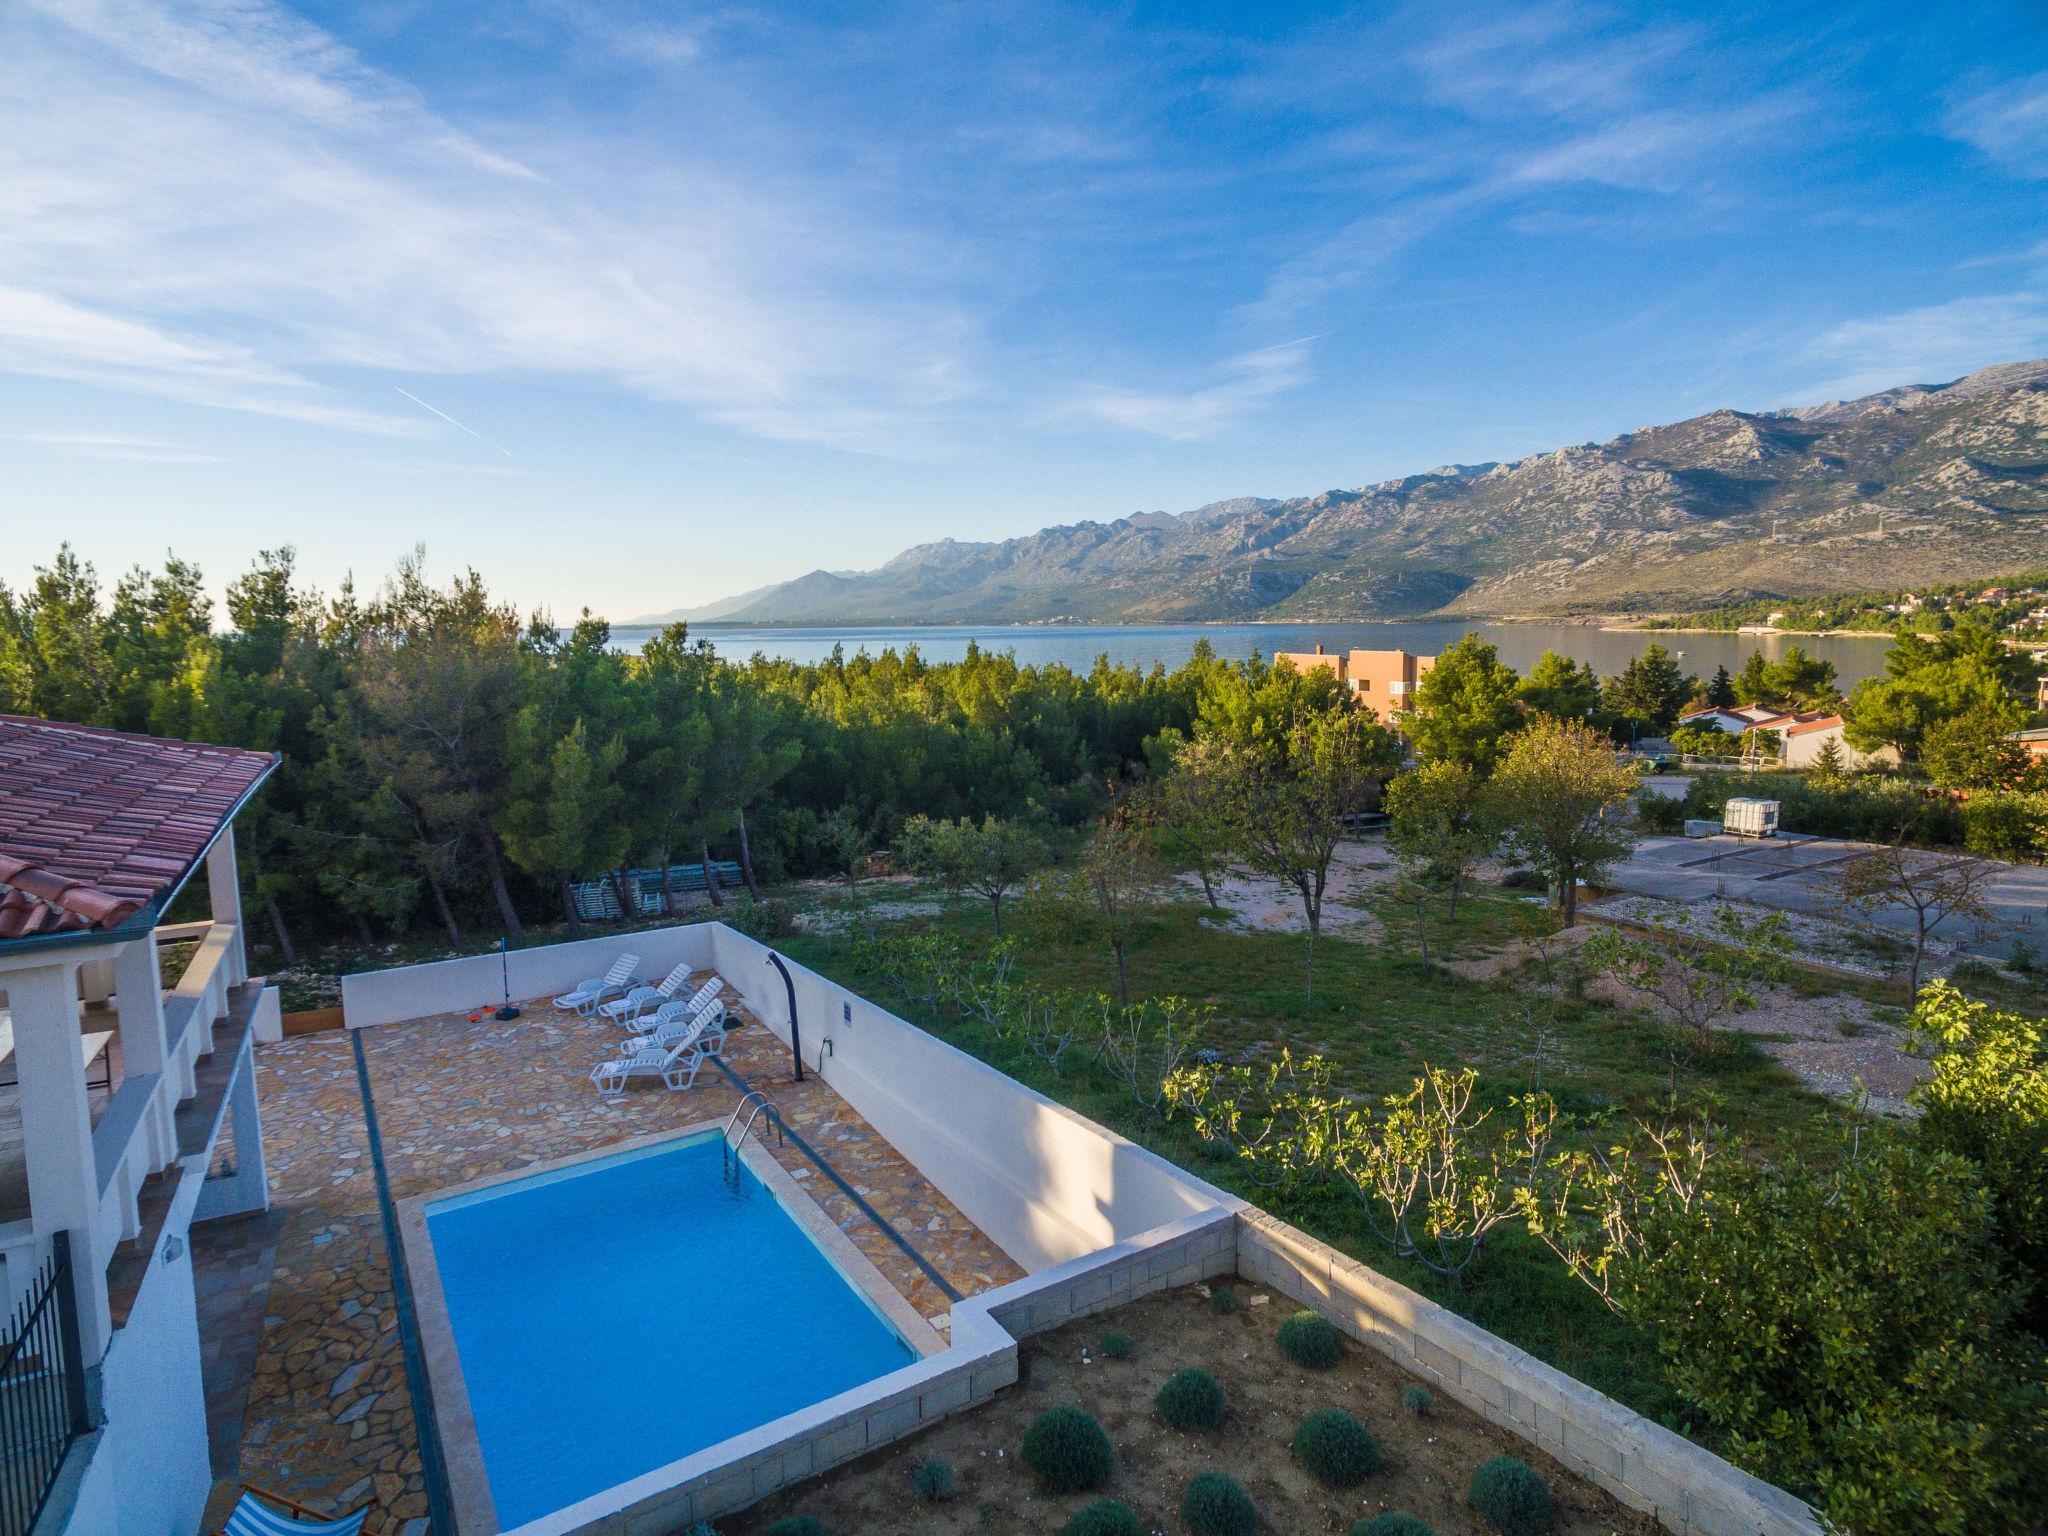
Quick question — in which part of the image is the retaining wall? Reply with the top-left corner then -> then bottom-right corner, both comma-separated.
1235,1210 -> 1823,1536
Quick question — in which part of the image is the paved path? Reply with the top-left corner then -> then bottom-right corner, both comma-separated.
1604,833 -> 2046,963
194,977 -> 1023,1534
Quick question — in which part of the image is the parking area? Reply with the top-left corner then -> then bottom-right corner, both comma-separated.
1603,833 -> 2047,963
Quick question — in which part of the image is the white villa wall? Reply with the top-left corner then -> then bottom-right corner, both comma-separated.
53,1155 -> 216,1536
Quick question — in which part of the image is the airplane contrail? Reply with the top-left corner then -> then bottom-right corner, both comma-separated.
394,386 -> 524,462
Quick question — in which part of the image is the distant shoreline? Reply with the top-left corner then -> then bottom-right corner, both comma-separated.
1601,623 -> 1901,641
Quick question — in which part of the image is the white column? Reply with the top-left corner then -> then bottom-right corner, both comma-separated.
113,933 -> 176,1169
193,1036 -> 269,1223
5,961 -> 112,1361
206,827 -> 248,986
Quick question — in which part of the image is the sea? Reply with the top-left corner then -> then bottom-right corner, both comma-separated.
604,619 -> 1897,691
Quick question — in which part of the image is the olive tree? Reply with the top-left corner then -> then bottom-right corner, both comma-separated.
1484,714 -> 1640,925
1384,759 -> 1498,921
1024,812 -> 1166,1006
1213,711 -> 1402,1001
897,812 -> 1049,935
1839,837 -> 1997,996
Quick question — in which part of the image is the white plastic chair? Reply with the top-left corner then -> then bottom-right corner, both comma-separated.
553,954 -> 640,1015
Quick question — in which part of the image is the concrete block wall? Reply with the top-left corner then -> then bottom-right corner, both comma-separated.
1233,1210 -> 1823,1536
979,1206 -> 1240,1340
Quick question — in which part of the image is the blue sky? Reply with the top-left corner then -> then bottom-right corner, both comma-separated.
2,0 -> 2045,621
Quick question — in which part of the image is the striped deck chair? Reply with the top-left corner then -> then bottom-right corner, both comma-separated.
220,1483 -> 371,1536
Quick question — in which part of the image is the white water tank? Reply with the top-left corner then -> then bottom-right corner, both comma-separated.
1723,798 -> 1780,838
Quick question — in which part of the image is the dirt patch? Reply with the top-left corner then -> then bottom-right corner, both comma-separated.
790,875 -> 952,936
1580,970 -> 1926,1117
1180,842 -> 1397,944
1717,982 -> 1926,1115
731,1282 -> 1662,1536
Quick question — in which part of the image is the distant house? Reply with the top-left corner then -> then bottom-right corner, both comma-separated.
1675,706 -> 1752,735
1775,713 -> 1897,770
1271,645 -> 1436,712
2015,726 -> 2048,763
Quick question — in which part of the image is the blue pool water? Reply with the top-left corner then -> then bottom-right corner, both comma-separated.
425,1133 -> 917,1528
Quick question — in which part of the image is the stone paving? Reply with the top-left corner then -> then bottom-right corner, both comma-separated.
195,975 -> 1024,1534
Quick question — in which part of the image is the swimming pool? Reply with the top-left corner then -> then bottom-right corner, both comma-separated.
421,1131 -> 920,1529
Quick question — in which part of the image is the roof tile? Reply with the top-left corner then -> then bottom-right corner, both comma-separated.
0,716 -> 276,944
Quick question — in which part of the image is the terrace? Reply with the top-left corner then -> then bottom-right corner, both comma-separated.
197,981 -> 1023,1532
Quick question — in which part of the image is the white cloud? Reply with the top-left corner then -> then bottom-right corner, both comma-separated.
4,430 -> 225,463
1238,8 -> 1803,328
1948,72 -> 2048,178
1797,293 -> 2048,399
0,0 -> 989,453
1068,339 -> 1317,441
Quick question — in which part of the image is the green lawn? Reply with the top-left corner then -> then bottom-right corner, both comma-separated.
778,877 -> 1859,1440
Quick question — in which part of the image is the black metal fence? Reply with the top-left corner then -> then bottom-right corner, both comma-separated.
0,1233 -> 92,1536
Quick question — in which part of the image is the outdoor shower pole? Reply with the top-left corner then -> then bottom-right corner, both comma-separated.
765,951 -> 804,1082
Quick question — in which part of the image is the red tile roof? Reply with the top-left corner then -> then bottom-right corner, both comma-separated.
0,716 -> 276,945
1783,713 -> 1846,737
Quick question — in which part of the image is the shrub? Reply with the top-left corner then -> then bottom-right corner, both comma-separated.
1276,1309 -> 1344,1368
1099,1330 -> 1133,1360
1499,866 -> 1546,891
1634,789 -> 1685,834
1626,1133 -> 2045,1530
1908,982 -> 2048,1331
1468,1455 -> 1555,1536
681,1525 -> 719,1536
1155,1367 -> 1227,1431
911,1458 -> 954,1502
1181,1471 -> 1258,1536
1354,1516 -> 1435,1536
1060,1499 -> 1143,1536
721,895 -> 799,939
1019,1405 -> 1113,1493
764,1520 -> 826,1536
1292,1407 -> 1382,1487
1208,1283 -> 1239,1314
1401,1384 -> 1434,1417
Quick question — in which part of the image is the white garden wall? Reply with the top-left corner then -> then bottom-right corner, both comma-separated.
702,923 -> 1238,1271
340,926 -> 715,1029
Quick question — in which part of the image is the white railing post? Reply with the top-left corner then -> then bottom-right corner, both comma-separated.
113,931 -> 176,1169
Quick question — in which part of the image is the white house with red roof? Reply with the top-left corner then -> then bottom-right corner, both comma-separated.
0,716 -> 280,1536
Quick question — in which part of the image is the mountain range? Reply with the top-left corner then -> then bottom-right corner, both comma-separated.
631,360 -> 2048,626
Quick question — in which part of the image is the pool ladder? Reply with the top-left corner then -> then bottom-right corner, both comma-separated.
721,1089 -> 786,1187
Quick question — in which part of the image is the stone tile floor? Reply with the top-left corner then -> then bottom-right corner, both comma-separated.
195,976 -> 1023,1534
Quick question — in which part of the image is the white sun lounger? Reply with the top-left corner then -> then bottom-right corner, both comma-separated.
589,1033 -> 712,1097
622,998 -> 726,1057
553,954 -> 641,1015
597,962 -> 692,1026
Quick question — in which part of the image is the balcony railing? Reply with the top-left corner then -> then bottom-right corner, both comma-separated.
0,1233 -> 92,1536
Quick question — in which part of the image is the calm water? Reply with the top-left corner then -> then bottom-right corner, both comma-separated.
609,620 -> 1895,689
427,1133 -> 914,1526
